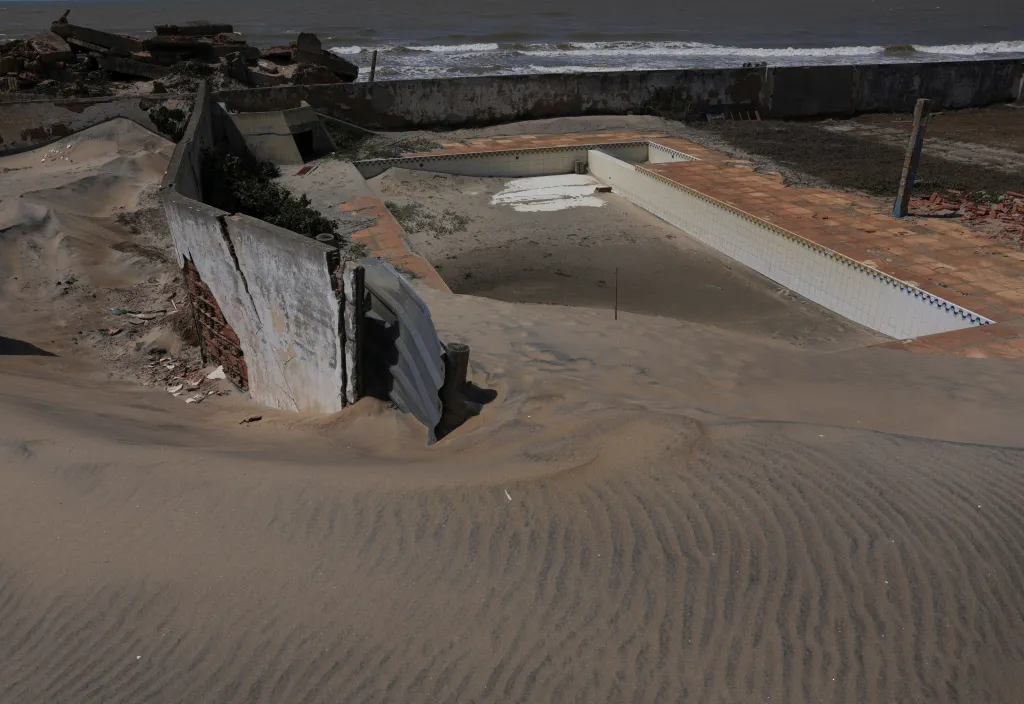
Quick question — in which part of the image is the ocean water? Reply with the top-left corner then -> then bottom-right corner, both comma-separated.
3,0 -> 1023,80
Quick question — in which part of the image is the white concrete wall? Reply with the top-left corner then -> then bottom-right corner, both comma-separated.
354,142 -> 649,179
229,111 -> 303,164
648,143 -> 699,163
163,83 -> 348,414
589,149 -> 990,339
162,191 -> 261,371
225,216 -> 345,414
163,193 -> 345,414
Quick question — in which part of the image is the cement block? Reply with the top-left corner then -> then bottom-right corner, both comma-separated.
51,23 -> 143,56
29,31 -> 74,63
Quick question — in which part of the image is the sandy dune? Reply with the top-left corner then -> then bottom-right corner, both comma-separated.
3,121 -> 1024,704
0,119 -> 190,375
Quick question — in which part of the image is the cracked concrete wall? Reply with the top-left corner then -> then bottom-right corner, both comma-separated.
163,192 -> 345,413
162,191 -> 260,381
162,81 -> 346,414
224,215 -> 344,413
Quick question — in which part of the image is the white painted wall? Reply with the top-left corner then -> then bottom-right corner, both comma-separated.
354,143 -> 649,179
225,215 -> 345,414
647,143 -> 699,163
588,149 -> 989,339
163,193 -> 345,413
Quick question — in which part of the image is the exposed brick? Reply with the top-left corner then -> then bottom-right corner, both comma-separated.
182,257 -> 249,390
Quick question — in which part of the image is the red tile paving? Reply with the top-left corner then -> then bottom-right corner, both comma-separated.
877,320 -> 1024,359
417,132 -> 654,157
339,196 -> 449,292
397,132 -> 1024,358
646,138 -> 1024,338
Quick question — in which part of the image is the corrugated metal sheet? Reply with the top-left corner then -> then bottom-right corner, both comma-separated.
362,259 -> 445,443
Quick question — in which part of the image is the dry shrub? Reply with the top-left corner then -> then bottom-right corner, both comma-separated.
167,299 -> 201,348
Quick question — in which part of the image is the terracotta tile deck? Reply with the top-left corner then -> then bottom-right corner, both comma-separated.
339,196 -> 449,292
389,132 -> 1024,358
416,132 -> 655,156
646,137 -> 1024,359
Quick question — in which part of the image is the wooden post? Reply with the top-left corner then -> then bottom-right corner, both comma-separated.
441,344 -> 470,400
614,267 -> 618,320
369,50 -> 378,84
893,98 -> 931,218
436,342 -> 475,440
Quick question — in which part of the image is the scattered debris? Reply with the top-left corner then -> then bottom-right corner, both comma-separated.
206,365 -> 226,380
108,327 -> 123,336
138,350 -> 229,403
127,311 -> 164,321
0,11 -> 358,99
29,30 -> 74,64
293,32 -> 359,83
909,190 -> 1024,249
185,390 -> 217,404
239,415 -> 263,424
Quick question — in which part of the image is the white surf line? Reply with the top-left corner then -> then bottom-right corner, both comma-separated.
491,174 -> 606,212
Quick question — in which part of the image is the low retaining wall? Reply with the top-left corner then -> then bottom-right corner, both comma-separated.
0,94 -> 192,154
354,141 -> 649,179
216,59 -> 1023,129
588,149 -> 990,339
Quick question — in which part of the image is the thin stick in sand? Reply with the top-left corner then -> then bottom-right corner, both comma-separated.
615,267 -> 619,320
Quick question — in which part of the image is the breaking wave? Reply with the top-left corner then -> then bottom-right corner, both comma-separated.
328,38 -> 1024,81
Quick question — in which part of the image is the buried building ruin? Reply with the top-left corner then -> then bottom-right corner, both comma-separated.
160,82 -> 480,442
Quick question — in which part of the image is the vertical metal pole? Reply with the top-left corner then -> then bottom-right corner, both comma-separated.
893,98 -> 931,218
614,267 -> 618,320
369,50 -> 378,84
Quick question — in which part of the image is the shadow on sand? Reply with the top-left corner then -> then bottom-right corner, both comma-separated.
0,337 -> 57,357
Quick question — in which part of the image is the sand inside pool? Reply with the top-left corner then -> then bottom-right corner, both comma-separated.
371,168 -> 884,350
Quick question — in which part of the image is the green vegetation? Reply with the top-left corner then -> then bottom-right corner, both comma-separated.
147,106 -> 189,142
322,119 -> 442,161
348,242 -> 371,258
201,150 -> 338,237
384,200 -> 470,238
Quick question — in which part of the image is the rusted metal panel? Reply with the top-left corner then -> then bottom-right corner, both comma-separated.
362,259 -> 445,442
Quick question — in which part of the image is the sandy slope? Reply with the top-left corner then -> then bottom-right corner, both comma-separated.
0,119 -> 200,380
3,121 -> 1024,704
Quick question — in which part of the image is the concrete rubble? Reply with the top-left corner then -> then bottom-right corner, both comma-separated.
0,10 -> 359,97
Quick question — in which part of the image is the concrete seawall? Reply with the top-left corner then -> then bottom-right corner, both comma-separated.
215,59 -> 1024,129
